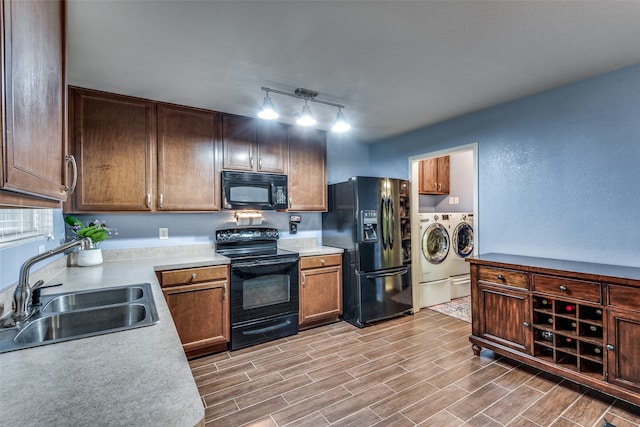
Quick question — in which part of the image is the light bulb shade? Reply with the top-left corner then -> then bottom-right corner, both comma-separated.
258,95 -> 279,120
331,110 -> 351,132
296,104 -> 316,126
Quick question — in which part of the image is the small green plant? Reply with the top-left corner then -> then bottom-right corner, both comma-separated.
65,216 -> 117,247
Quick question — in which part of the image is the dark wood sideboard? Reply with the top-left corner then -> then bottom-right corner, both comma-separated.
468,253 -> 640,407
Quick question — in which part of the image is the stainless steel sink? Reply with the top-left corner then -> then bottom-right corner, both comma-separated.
41,286 -> 145,313
0,283 -> 159,353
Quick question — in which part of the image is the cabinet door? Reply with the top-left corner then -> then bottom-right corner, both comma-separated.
222,115 -> 255,171
256,121 -> 288,174
163,280 -> 229,355
71,89 -> 155,211
437,156 -> 450,194
1,0 -> 67,201
419,158 -> 438,194
288,127 -> 327,211
477,283 -> 532,353
157,104 -> 220,211
300,265 -> 342,327
607,308 -> 640,394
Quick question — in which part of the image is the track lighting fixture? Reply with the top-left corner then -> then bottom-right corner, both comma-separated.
257,90 -> 279,120
296,100 -> 316,127
257,86 -> 351,132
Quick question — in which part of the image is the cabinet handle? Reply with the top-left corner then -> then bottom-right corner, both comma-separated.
145,194 -> 151,208
191,273 -> 197,280
159,194 -> 164,208
438,183 -> 441,192
64,154 -> 78,193
289,197 -> 293,209
606,344 -> 614,351
301,273 -> 306,286
497,274 -> 505,281
433,182 -> 437,191
222,282 -> 226,296
523,322 -> 529,328
250,157 -> 254,168
321,259 -> 325,266
258,158 -> 262,170
559,285 -> 567,292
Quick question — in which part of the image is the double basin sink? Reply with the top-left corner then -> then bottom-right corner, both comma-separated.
0,283 -> 159,353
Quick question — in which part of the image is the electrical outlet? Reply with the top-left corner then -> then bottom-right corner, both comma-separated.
159,228 -> 169,240
38,244 -> 46,254
449,197 -> 454,204
454,196 -> 459,204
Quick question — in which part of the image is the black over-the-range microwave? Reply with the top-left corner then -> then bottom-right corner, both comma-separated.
222,171 -> 288,210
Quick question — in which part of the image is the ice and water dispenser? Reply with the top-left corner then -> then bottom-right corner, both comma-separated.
359,210 -> 378,242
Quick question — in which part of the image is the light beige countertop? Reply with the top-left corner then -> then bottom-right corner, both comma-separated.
0,248 -> 229,427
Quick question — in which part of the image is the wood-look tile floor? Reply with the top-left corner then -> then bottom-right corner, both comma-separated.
189,309 -> 640,427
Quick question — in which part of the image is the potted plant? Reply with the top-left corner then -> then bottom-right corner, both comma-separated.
65,216 -> 117,266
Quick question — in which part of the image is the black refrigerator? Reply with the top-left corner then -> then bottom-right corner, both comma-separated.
322,176 -> 413,328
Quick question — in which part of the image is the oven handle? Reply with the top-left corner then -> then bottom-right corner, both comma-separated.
242,319 -> 292,336
363,267 -> 408,279
231,257 -> 299,268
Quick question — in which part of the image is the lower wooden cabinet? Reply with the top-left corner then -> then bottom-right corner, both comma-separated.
158,265 -> 229,359
299,254 -> 342,330
469,254 -> 640,407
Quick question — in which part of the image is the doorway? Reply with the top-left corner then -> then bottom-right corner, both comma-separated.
408,142 -> 478,313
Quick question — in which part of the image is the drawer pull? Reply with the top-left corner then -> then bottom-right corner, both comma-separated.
191,273 -> 197,279
497,274 -> 505,281
321,259 -> 325,266
523,322 -> 529,328
606,344 -> 614,351
559,285 -> 567,292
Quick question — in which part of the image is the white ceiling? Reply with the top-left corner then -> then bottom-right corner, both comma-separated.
67,1 -> 640,143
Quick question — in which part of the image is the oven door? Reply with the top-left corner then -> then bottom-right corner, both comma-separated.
229,256 -> 299,325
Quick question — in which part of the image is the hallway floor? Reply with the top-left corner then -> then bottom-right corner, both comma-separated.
190,309 -> 640,426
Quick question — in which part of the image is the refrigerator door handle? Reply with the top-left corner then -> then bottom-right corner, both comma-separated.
388,196 -> 395,249
380,196 -> 388,248
364,267 -> 408,279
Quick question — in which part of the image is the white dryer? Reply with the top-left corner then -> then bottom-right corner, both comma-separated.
418,213 -> 452,307
449,213 -> 474,298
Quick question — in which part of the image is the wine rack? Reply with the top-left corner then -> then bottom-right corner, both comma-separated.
532,295 -> 604,379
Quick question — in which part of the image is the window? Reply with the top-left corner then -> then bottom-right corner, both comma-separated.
0,209 -> 53,248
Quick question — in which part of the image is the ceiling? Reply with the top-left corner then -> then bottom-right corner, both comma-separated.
67,1 -> 640,143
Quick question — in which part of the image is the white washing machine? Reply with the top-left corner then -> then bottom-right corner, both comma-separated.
449,213 -> 474,298
418,213 -> 452,307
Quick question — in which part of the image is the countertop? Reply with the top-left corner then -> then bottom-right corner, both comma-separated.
468,253 -> 640,284
0,250 -> 229,427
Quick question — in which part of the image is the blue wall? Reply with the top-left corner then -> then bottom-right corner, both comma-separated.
370,61 -> 640,267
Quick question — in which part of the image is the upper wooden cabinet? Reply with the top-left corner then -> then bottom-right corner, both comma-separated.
222,115 -> 287,174
1,0 -> 68,205
157,104 -> 221,211
69,88 -> 156,211
288,127 -> 327,211
68,88 -> 222,212
419,156 -> 450,195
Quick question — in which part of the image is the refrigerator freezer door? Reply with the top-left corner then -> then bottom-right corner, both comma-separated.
347,267 -> 411,327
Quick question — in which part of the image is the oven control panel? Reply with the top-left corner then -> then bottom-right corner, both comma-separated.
216,227 -> 279,243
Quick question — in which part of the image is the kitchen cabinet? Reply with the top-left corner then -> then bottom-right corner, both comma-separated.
419,156 -> 449,195
1,0 -> 68,206
159,265 -> 230,359
287,127 -> 327,211
69,88 -> 155,211
469,254 -> 640,407
222,114 -> 288,174
68,87 -> 223,212
157,104 -> 221,211
299,254 -> 342,330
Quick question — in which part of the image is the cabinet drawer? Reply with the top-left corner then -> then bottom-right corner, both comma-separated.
160,265 -> 228,287
608,284 -> 640,312
478,266 -> 529,289
300,254 -> 342,270
532,274 -> 601,303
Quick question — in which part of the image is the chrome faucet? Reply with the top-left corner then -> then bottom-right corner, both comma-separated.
10,237 -> 93,325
